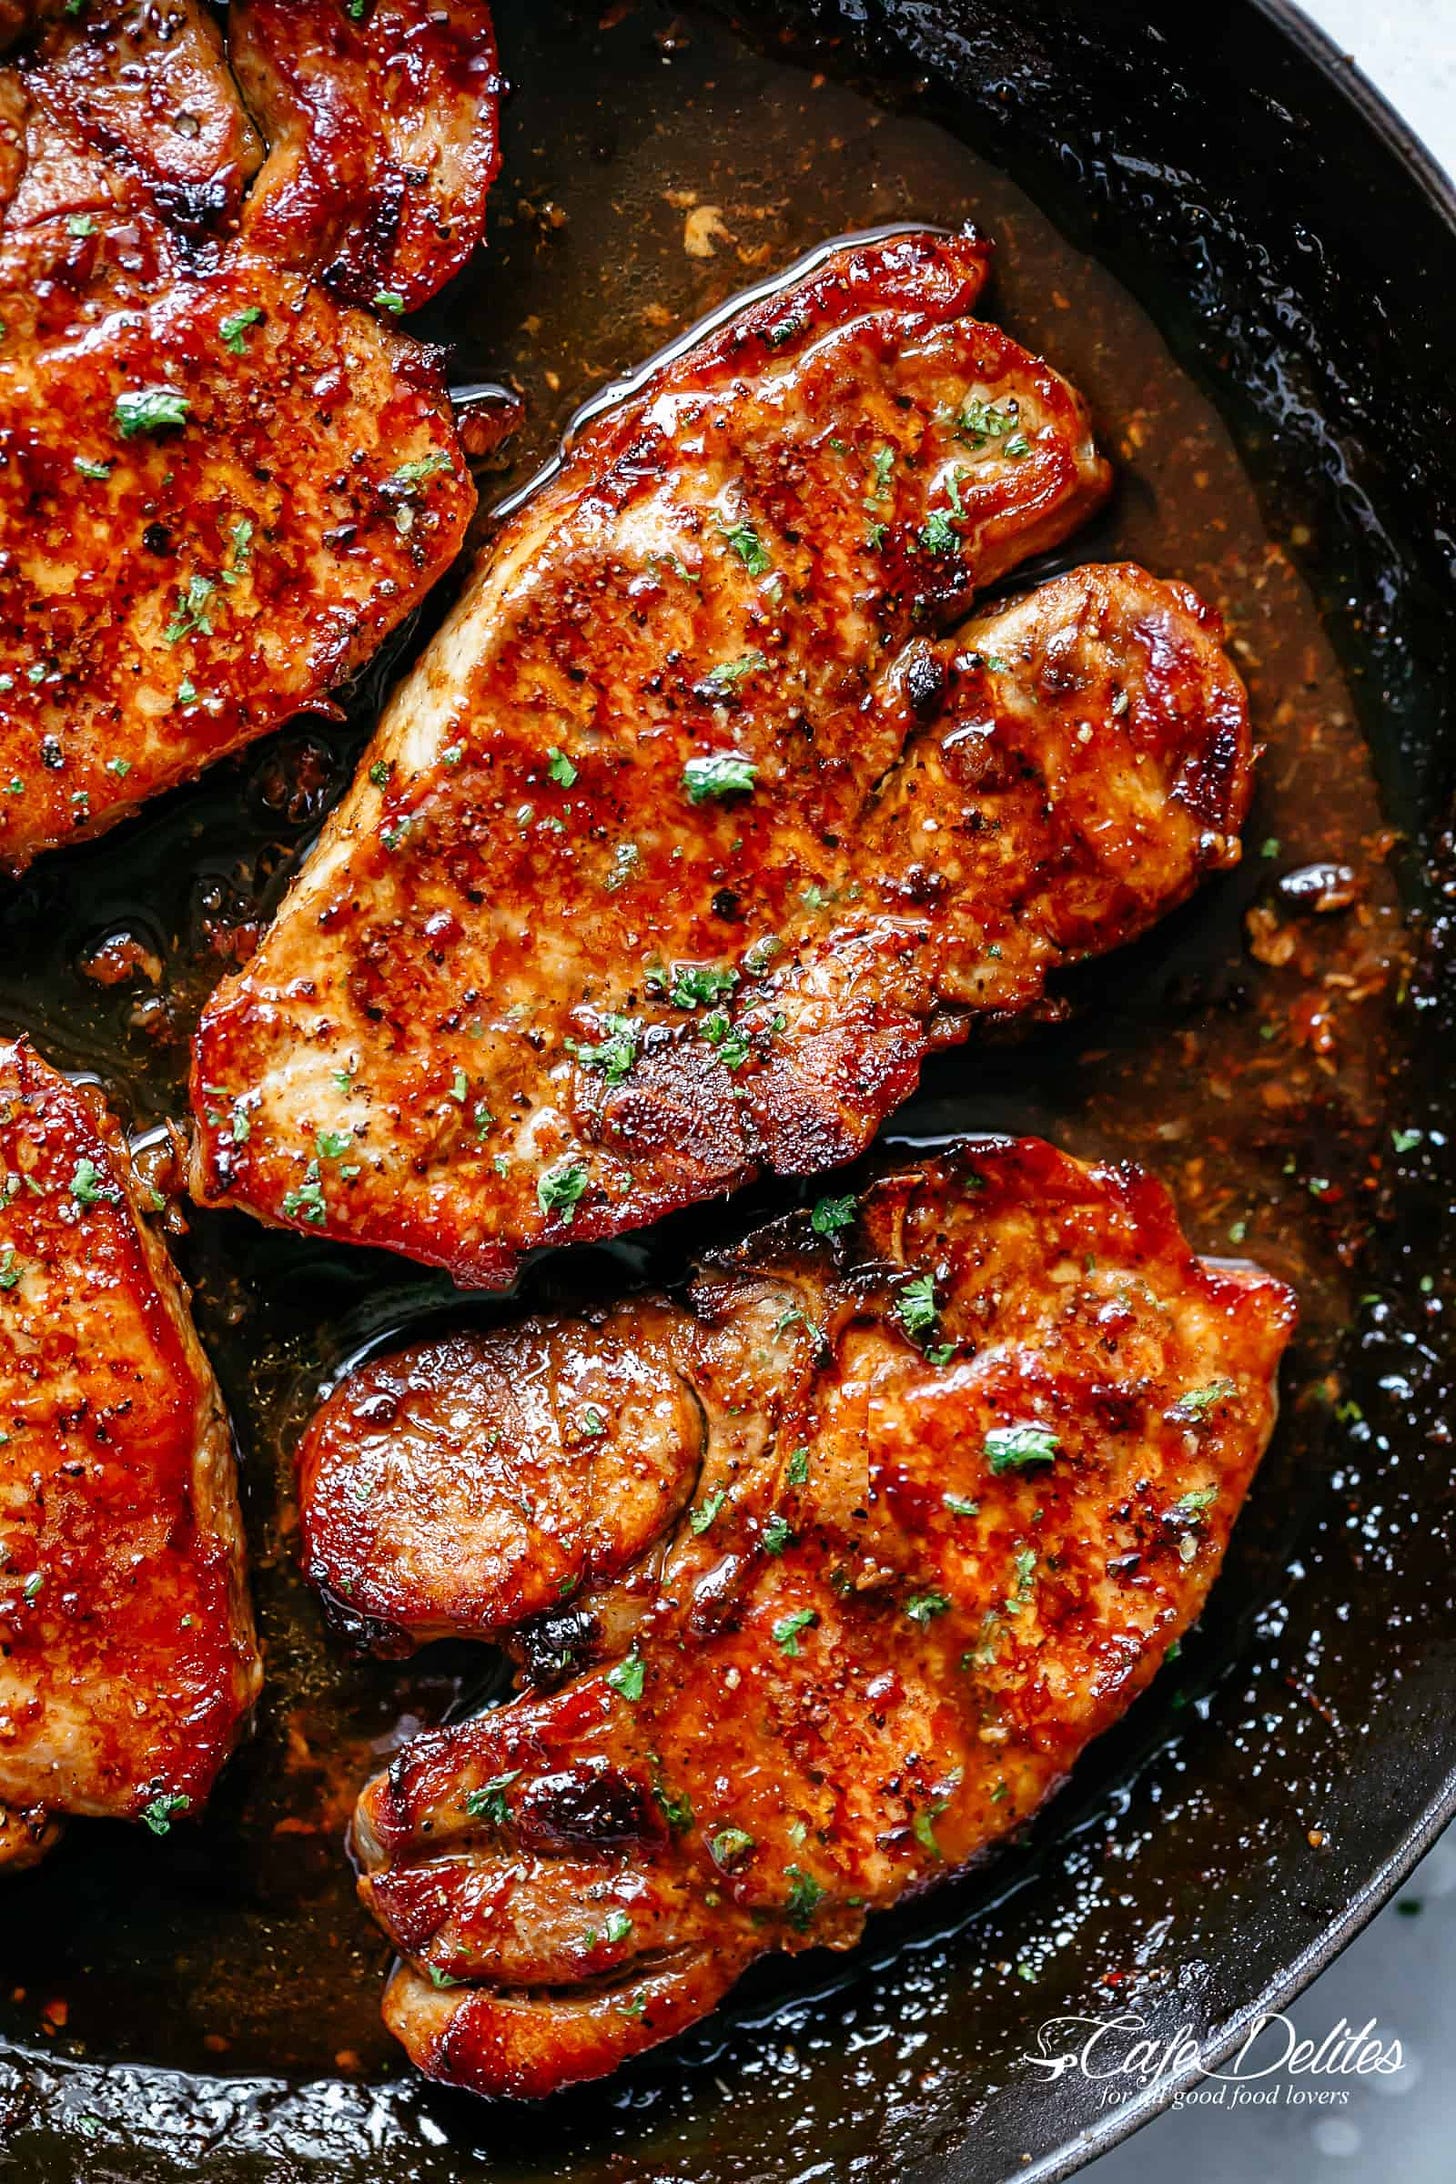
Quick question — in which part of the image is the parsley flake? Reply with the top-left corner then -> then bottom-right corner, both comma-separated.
985,1423 -> 1060,1473
219,306 -> 264,355
683,752 -> 758,803
810,1193 -> 855,1238
773,1607 -> 817,1656
537,1160 -> 589,1223
114,387 -> 189,437
606,1653 -> 644,1702
141,1791 -> 190,1836
710,1827 -> 755,1870
464,1771 -> 520,1824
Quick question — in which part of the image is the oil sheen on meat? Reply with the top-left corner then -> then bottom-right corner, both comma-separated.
0,1040 -> 260,1867
191,228 -> 1254,1287
0,0 -> 500,870
300,1138 -> 1295,2097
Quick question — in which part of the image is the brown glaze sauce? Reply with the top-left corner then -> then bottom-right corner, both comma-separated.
0,0 -> 1407,2085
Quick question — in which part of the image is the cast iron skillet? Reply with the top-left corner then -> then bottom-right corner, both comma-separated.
1,2 -> 1454,2179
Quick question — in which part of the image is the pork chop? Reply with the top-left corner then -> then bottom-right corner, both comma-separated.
312,1137 -> 1296,2097
191,227 -> 1254,1286
0,0 -> 500,873
0,1039 -> 260,1866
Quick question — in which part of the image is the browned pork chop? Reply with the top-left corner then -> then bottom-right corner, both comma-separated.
191,228 -> 1253,1287
0,1040 -> 260,1867
0,0 -> 499,872
311,1138 -> 1296,2097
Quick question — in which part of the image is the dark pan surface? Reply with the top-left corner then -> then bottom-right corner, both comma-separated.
0,2 -> 1453,2178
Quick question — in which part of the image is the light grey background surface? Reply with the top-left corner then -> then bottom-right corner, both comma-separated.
1092,7 -> 1453,2178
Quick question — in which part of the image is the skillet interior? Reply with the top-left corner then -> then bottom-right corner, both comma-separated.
0,1 -> 1453,2178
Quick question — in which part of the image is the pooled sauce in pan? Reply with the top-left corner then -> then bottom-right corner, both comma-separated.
0,0 -> 1412,2110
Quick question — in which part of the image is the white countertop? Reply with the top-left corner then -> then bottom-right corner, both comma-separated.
1297,0 -> 1455,177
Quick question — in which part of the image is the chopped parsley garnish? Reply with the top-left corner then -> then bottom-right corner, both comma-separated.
374,290 -> 407,315
606,1652 -> 644,1702
163,575 -> 216,644
368,759 -> 392,788
913,1807 -> 945,1857
580,1406 -> 607,1437
897,1272 -> 939,1339
701,1010 -> 751,1069
985,1423 -> 1060,1473
141,1791 -> 190,1836
943,1492 -> 980,1518
70,1158 -> 120,1207
315,1128 -> 354,1160
1169,1483 -> 1219,1525
1168,1380 -> 1236,1423
689,1489 -> 726,1536
710,1827 -> 755,1870
220,306 -> 264,355
0,1248 -> 21,1291
905,1591 -> 951,1625
114,387 -> 190,437
683,752 -> 758,803
703,650 -> 768,695
600,1910 -> 633,1945
773,1607 -> 817,1656
718,518 -> 771,576
955,396 -> 1018,446
865,445 -> 895,504
653,1784 -> 694,1830
784,1864 -> 824,1929
785,1445 -> 810,1487
1009,1548 -> 1038,1604
663,963 -> 738,1008
921,507 -> 961,557
566,1015 -> 638,1084
281,1167 -> 327,1224
227,517 -> 253,578
546,746 -> 578,787
104,755 -> 131,776
74,457 -> 111,480
67,213 -> 97,237
761,1512 -> 793,1555
537,1160 -> 589,1222
464,1771 -> 519,1824
1391,1127 -> 1424,1155
810,1194 -> 855,1238
390,451 -> 453,490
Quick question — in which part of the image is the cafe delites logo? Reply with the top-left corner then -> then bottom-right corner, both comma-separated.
1021,2010 -> 1406,2110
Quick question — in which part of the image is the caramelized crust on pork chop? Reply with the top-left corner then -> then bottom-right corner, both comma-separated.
0,1040 -> 260,1865
192,229 -> 1252,1286
327,1138 -> 1296,2097
0,0 -> 499,873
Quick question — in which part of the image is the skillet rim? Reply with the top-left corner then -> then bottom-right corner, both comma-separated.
1,2 -> 1454,2177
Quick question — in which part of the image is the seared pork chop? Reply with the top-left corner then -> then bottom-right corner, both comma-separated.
192,228 -> 1253,1286
310,1138 -> 1295,2097
0,1040 -> 260,1866
0,0 -> 500,873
